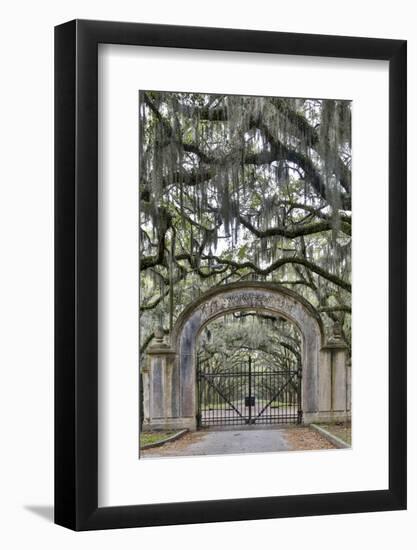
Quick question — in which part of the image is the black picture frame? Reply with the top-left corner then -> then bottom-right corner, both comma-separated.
54,19 -> 407,531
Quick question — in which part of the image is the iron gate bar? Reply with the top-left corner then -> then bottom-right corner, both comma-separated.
199,372 -> 244,418
248,356 -> 252,425
197,356 -> 302,427
254,371 -> 299,420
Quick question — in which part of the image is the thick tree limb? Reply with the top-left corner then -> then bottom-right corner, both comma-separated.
198,254 -> 351,292
318,305 -> 351,314
140,231 -> 167,271
238,215 -> 351,238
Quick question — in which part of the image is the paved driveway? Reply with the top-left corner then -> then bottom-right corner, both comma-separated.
141,426 -> 335,458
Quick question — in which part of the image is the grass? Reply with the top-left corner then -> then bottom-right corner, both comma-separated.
140,431 -> 179,448
317,422 -> 351,445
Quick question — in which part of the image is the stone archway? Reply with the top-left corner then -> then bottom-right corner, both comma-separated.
142,282 -> 349,431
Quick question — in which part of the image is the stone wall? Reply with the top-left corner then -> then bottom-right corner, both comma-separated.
142,282 -> 350,430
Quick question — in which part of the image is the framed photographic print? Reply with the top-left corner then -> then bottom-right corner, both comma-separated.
55,19 -> 407,530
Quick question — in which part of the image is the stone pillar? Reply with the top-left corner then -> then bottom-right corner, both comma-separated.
143,327 -> 195,431
141,361 -> 150,425
142,326 -> 176,430
320,322 -> 350,422
318,347 -> 332,412
346,357 -> 352,412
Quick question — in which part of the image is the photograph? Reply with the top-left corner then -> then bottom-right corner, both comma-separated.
0,2 -> 408,543
139,90 -> 352,458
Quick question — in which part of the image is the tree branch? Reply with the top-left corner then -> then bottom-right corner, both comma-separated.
199,253 -> 351,292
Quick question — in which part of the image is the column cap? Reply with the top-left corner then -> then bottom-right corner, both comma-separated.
146,325 -> 177,356
321,321 -> 348,350
147,344 -> 176,356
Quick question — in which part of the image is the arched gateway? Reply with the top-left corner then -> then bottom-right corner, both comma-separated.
142,282 -> 350,431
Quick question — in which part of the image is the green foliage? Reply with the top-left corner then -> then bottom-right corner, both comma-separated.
140,431 -> 178,448
197,311 -> 299,371
139,92 -> 352,357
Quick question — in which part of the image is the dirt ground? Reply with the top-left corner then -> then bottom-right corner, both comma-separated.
317,422 -> 352,445
283,426 -> 335,450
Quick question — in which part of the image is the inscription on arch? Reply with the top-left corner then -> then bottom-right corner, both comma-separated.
197,290 -> 301,325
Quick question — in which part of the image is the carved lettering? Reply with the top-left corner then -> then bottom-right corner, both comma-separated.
198,290 -> 294,322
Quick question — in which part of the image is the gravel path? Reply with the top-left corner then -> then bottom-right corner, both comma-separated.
141,426 -> 335,458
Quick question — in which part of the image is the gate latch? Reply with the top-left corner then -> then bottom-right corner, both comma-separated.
245,396 -> 255,407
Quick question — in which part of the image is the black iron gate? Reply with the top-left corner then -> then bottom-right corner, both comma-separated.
197,357 -> 302,427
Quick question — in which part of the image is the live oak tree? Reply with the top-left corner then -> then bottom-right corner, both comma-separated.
139,91 -> 351,358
